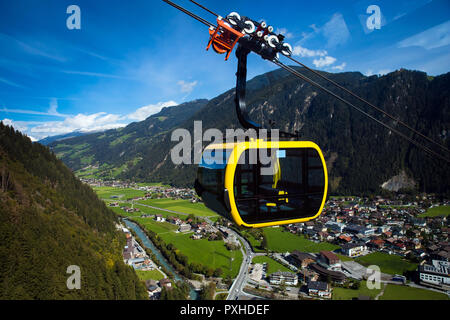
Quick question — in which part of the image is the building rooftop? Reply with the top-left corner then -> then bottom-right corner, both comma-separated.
307,281 -> 329,291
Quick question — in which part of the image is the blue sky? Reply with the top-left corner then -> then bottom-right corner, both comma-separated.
0,0 -> 449,140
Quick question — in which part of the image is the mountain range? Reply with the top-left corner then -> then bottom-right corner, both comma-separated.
49,67 -> 450,196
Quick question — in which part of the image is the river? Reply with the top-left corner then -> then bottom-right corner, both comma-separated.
123,218 -> 200,300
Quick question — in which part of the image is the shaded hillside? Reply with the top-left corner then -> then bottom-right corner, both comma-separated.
50,68 -> 449,195
0,122 -> 147,299
39,131 -> 94,146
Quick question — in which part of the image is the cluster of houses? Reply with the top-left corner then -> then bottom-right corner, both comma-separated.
260,250 -> 346,299
282,196 -> 449,262
262,196 -> 450,294
250,250 -> 347,298
118,225 -> 173,299
144,278 -> 173,300
121,227 -> 155,271
86,179 -> 199,202
141,213 -> 236,243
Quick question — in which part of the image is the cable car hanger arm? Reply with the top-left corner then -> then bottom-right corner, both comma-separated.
235,41 -> 301,138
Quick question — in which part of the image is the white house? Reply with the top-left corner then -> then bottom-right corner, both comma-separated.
269,271 -> 298,286
341,243 -> 368,257
419,260 -> 450,288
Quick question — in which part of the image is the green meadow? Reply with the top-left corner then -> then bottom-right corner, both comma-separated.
252,256 -> 291,274
133,217 -> 179,234
135,269 -> 165,281
159,232 -> 243,278
355,252 -> 417,275
332,284 -> 382,300
263,227 -> 340,253
419,205 -> 450,218
380,285 -> 449,300
137,198 -> 217,217
93,186 -> 147,200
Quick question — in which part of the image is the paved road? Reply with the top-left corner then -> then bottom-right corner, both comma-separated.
217,226 -> 254,300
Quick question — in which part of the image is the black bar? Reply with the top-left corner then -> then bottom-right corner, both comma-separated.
162,0 -> 215,28
190,0 -> 219,17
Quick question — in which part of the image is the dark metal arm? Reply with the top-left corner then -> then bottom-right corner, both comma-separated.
235,44 -> 261,130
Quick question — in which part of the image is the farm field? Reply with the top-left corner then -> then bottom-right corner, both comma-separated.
252,256 -> 291,274
380,285 -> 449,300
158,231 -> 243,278
332,284 -> 382,300
108,203 -> 186,220
133,217 -> 179,234
93,186 -> 147,200
419,205 -> 450,218
135,269 -> 165,281
109,204 -> 141,218
355,252 -> 417,275
263,227 -> 340,253
136,182 -> 170,187
135,204 -> 187,220
137,198 -> 218,217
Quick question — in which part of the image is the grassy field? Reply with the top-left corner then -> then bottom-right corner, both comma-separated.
240,230 -> 264,252
95,186 -> 217,218
419,205 -> 450,218
137,198 -> 217,217
107,202 -> 188,221
355,252 -> 417,275
108,204 -> 142,218
93,186 -> 147,200
133,217 -> 242,278
158,231 -> 243,278
336,253 -> 354,262
380,285 -> 449,300
136,182 -> 170,188
133,217 -> 179,234
252,256 -> 291,274
215,293 -> 228,300
135,269 -> 165,281
332,284 -> 382,300
263,227 -> 340,253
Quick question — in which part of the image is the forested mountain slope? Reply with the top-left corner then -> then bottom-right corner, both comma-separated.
0,123 -> 147,299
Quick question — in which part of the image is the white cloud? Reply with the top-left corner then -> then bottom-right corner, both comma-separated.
127,100 -> 178,121
322,13 -> 351,48
3,99 -> 181,140
29,112 -> 128,140
177,80 -> 198,94
398,20 -> 450,50
1,118 -> 27,132
292,45 -> 327,58
332,62 -> 347,71
377,69 -> 392,76
1,118 -> 36,141
365,69 -> 392,77
313,56 -> 337,68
